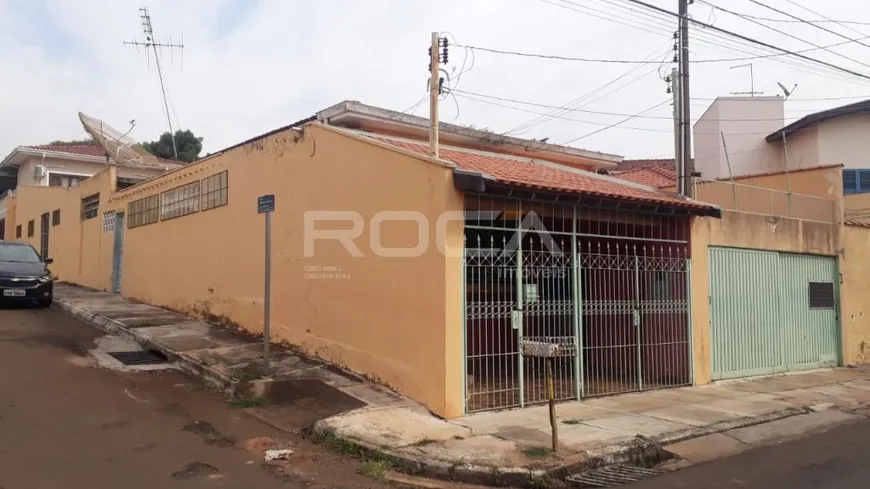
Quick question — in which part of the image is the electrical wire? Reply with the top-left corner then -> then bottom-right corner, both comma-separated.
402,95 -> 428,114
700,0 -> 870,70
619,0 -> 870,82
506,42 -> 670,136
563,99 -> 671,144
451,88 -> 815,122
775,0 -> 870,48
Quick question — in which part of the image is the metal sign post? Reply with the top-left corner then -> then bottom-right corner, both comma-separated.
523,337 -> 576,452
257,194 -> 275,376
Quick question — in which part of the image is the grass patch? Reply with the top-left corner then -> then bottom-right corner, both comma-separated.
229,397 -> 270,409
311,429 -> 366,457
561,419 -> 582,425
357,459 -> 391,480
522,447 -> 553,459
235,371 -> 264,383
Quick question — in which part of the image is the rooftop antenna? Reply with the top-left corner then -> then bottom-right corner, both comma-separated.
123,7 -> 184,161
729,63 -> 764,97
777,82 -> 799,100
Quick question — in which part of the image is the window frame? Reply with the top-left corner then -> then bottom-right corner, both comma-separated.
843,169 -> 870,194
808,281 -> 836,309
15,225 -> 21,239
201,171 -> 229,211
81,193 -> 100,220
127,195 -> 160,229
161,181 -> 201,221
51,209 -> 61,226
27,220 -> 34,238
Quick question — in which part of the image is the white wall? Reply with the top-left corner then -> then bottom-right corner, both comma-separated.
693,97 -> 785,179
817,113 -> 870,169
16,155 -> 168,187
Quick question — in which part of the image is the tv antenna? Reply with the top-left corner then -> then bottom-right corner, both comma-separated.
124,7 -> 184,161
729,63 -> 763,97
777,82 -> 799,100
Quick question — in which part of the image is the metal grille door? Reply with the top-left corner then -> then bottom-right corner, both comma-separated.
111,213 -> 126,294
579,242 -> 690,397
710,248 -> 839,380
40,213 -> 49,259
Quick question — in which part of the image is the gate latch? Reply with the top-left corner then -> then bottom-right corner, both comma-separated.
632,309 -> 641,327
511,310 -> 522,330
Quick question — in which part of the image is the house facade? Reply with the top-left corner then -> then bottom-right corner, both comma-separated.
0,144 -> 179,240
5,101 -> 870,419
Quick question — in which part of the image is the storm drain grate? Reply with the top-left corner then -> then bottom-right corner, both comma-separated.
567,465 -> 662,488
107,350 -> 168,366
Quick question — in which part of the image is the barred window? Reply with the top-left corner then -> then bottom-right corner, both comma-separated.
81,193 -> 99,220
128,195 -> 160,228
103,211 -> 116,233
51,209 -> 60,226
161,181 -> 200,220
27,220 -> 34,237
15,225 -> 21,238
201,171 -> 228,211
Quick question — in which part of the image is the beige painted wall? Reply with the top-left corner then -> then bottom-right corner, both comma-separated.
841,224 -> 870,365
689,211 -> 840,384
11,169 -> 117,290
8,124 -> 466,418
769,127 -> 820,171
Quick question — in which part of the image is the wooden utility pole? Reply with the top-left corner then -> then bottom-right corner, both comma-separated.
429,31 -> 440,158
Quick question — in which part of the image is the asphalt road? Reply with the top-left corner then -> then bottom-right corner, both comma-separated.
630,414 -> 870,488
0,305 -> 388,489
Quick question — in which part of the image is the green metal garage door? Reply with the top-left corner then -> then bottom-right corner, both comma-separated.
710,248 -> 840,380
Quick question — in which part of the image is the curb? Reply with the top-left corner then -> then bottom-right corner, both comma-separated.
53,298 -> 240,395
311,406 -> 811,487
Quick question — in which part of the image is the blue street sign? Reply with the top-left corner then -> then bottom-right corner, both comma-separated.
257,194 -> 275,214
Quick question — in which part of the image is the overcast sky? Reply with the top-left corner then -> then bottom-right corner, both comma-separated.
2,0 -> 870,160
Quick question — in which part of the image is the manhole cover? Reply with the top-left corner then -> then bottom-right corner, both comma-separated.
107,350 -> 168,366
567,465 -> 661,488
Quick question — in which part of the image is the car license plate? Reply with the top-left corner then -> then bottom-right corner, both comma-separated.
3,289 -> 25,297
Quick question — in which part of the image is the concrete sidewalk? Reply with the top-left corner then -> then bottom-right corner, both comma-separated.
54,283 -> 410,433
318,370 -> 870,484
53,283 -> 870,485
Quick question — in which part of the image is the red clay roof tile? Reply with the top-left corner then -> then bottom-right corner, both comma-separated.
367,135 -> 711,211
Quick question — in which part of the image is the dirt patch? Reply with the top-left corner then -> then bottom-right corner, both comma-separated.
243,436 -> 280,453
181,420 -> 236,447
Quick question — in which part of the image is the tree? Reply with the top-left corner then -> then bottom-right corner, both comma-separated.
46,138 -> 96,146
143,129 -> 203,163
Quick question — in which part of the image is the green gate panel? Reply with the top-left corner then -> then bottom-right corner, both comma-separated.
778,254 -> 839,370
710,248 -> 840,381
710,248 -> 782,380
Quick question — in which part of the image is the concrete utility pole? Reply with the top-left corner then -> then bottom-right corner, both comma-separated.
429,31 -> 440,158
671,67 -> 683,194
679,0 -> 694,197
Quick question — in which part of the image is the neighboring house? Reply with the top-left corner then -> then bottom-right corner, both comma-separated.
692,96 -> 870,220
0,144 -> 180,240
5,99 -> 868,420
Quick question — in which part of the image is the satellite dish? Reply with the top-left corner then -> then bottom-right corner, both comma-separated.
78,112 -> 175,169
777,82 -> 798,100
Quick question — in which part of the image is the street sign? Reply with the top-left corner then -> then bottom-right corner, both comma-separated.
258,194 -> 275,214
258,194 -> 275,376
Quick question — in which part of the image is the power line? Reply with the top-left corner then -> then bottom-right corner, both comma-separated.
697,0 -> 870,71
620,0 -> 870,82
779,0 -> 870,44
451,89 -> 813,122
564,99 -> 671,144
505,41 -> 671,135
746,0 -> 870,53
717,11 -> 870,27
